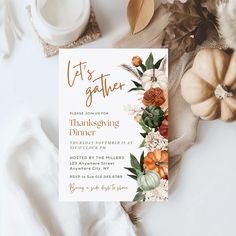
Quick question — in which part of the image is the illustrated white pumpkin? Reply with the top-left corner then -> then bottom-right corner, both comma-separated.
137,171 -> 160,191
141,69 -> 168,91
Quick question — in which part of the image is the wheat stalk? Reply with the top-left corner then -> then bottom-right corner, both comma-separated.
120,64 -> 141,80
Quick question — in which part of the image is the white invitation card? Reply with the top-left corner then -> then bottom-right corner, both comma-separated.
59,49 -> 168,201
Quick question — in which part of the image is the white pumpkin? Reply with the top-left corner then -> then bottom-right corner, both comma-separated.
137,171 -> 160,191
181,49 -> 236,122
141,69 -> 168,91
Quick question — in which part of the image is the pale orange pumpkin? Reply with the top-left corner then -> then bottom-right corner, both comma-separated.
143,149 -> 168,179
181,49 -> 236,122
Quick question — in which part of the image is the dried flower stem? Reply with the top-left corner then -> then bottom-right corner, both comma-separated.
120,64 -> 141,80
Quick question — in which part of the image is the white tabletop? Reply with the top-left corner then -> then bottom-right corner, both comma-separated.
1,0 -> 236,236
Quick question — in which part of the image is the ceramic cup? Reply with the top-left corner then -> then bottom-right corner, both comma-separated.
31,0 -> 90,46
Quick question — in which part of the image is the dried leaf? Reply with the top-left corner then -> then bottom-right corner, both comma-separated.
217,0 -> 236,50
162,0 -> 217,60
127,0 -> 155,34
201,0 -> 218,15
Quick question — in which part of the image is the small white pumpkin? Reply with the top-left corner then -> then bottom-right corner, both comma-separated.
141,69 -> 168,91
181,49 -> 236,122
137,171 -> 160,191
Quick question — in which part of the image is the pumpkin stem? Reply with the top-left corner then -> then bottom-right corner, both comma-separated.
141,107 -> 154,118
151,67 -> 157,82
215,84 -> 233,100
155,161 -> 168,166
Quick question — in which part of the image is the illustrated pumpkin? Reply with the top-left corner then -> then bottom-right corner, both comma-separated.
140,106 -> 164,128
137,171 -> 160,191
181,49 -> 236,122
143,149 -> 168,179
141,69 -> 168,91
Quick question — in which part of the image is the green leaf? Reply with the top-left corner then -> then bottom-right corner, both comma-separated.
133,192 -> 145,202
140,125 -> 151,133
124,167 -> 137,175
140,63 -> 146,72
139,139 -> 145,148
130,154 -> 141,171
125,167 -> 142,176
131,80 -> 142,88
140,151 -> 145,171
137,187 -> 143,193
136,169 -> 143,175
140,133 -> 148,138
145,53 -> 154,69
139,120 -> 151,133
155,57 -> 164,69
128,87 -> 144,92
128,174 -> 137,181
137,69 -> 143,77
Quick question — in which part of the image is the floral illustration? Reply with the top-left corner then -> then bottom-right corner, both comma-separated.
143,87 -> 166,107
144,130 -> 168,151
144,149 -> 168,179
122,52 -> 168,201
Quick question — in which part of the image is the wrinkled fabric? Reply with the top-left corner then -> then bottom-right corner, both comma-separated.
0,0 -> 22,58
0,115 -> 137,236
114,6 -> 230,224
115,3 -> 227,191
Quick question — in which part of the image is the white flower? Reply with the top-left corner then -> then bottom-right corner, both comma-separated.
145,130 -> 168,151
145,179 -> 168,201
141,69 -> 168,91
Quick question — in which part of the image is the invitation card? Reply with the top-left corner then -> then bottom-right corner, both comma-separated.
59,49 -> 168,201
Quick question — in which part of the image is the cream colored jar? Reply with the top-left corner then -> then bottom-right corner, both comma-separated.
31,0 -> 90,46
